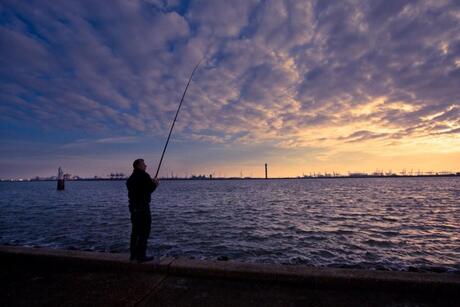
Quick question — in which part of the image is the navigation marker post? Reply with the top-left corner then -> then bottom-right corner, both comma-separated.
57,166 -> 65,190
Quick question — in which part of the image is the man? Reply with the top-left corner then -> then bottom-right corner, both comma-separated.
126,158 -> 159,263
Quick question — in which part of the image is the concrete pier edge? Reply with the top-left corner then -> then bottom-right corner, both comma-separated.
1,245 -> 459,294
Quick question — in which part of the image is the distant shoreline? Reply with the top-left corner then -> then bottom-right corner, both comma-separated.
2,173 -> 460,182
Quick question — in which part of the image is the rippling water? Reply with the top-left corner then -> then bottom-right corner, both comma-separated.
0,177 -> 459,273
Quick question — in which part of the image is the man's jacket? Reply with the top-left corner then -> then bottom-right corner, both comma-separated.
126,169 -> 158,212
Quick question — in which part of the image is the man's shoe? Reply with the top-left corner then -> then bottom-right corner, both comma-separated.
137,256 -> 154,263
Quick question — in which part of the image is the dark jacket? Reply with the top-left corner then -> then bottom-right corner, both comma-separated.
126,169 -> 158,212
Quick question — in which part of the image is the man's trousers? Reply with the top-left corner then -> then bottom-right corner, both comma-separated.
130,209 -> 151,260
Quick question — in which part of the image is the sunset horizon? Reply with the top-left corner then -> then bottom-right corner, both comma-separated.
1,0 -> 459,179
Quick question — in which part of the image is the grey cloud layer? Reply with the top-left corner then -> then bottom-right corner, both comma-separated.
1,0 -> 459,146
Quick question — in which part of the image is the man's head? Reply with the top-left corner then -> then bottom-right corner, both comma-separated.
133,158 -> 147,171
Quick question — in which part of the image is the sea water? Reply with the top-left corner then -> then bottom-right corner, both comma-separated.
0,177 -> 458,273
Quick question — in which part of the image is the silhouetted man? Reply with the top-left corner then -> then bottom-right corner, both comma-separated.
126,158 -> 159,263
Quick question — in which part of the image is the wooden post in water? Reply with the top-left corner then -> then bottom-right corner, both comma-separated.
265,163 -> 268,179
57,167 -> 65,190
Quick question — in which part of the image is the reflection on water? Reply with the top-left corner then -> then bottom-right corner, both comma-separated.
0,177 -> 459,273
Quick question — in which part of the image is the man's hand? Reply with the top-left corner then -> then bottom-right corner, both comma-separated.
152,178 -> 160,186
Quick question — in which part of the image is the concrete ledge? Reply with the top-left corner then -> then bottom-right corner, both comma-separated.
168,258 -> 460,293
1,245 -> 459,294
0,245 -> 173,274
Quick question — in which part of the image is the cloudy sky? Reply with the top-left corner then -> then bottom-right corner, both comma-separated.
1,0 -> 459,179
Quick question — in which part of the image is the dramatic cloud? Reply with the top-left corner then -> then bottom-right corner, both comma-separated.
1,0 -> 459,177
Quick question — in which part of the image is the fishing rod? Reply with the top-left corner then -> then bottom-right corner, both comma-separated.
154,59 -> 203,179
